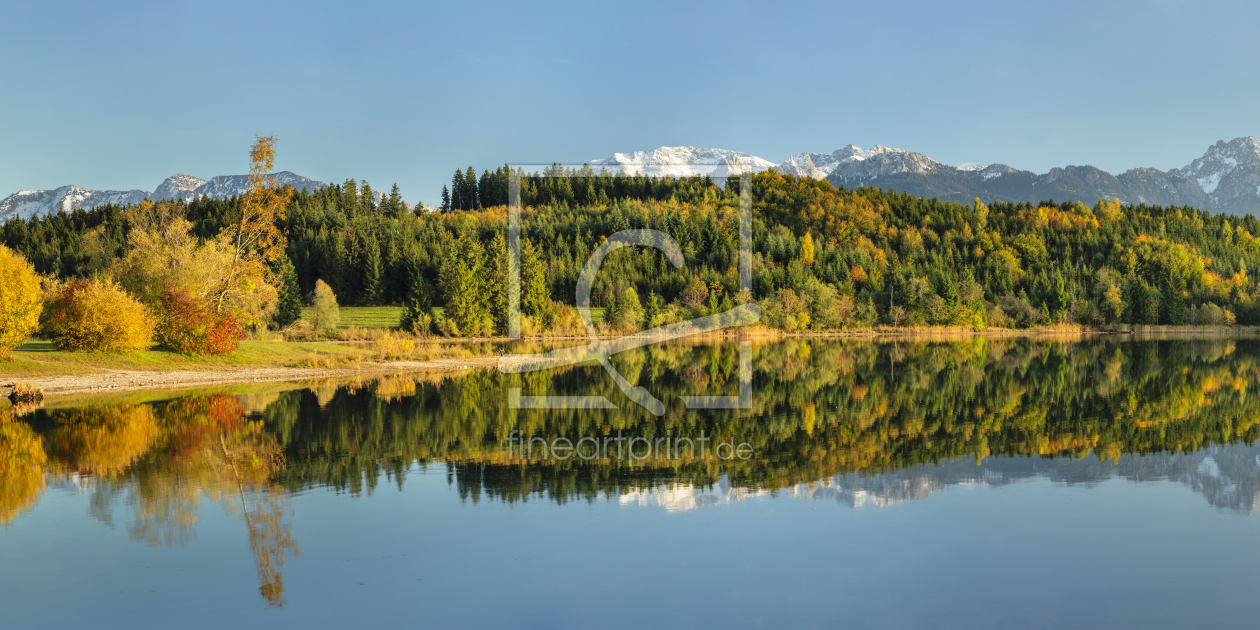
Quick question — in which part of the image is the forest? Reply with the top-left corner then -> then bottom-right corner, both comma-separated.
6,165 -> 1260,335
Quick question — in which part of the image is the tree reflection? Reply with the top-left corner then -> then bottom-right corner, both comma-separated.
5,336 -> 1260,601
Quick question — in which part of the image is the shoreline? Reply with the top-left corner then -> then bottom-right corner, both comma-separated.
4,326 -> 1256,399
2,356 -> 511,399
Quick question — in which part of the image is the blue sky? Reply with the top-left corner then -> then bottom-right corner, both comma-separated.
2,0 -> 1258,204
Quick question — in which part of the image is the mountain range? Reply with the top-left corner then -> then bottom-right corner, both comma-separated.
588,136 -> 1260,215
0,172 -> 325,222
6,136 -> 1260,221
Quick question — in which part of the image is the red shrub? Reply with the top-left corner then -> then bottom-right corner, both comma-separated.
156,287 -> 244,356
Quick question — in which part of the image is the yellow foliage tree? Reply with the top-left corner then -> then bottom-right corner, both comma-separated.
109,201 -> 237,305
46,279 -> 154,353
0,244 -> 42,360
0,418 -> 48,525
799,232 -> 815,266
213,135 -> 291,325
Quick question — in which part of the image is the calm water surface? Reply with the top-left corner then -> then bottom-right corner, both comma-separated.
3,338 -> 1260,629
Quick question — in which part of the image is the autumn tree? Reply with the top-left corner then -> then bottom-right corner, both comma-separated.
310,280 -> 340,336
0,244 -> 42,360
216,135 -> 290,324
799,232 -> 815,266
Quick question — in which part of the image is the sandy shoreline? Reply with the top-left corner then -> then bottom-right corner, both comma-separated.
3,356 -> 512,398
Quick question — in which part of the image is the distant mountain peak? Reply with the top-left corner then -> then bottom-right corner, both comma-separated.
590,136 -> 1260,214
0,172 -> 325,222
589,146 -> 776,178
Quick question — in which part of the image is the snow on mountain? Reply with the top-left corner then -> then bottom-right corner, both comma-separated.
0,172 -> 325,222
150,174 -> 209,201
589,146 -> 776,179
586,138 -> 1260,214
776,145 -> 944,182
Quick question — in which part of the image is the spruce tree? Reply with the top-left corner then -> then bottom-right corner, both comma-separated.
645,291 -> 661,327
362,238 -> 383,304
387,183 -> 404,218
441,185 -> 451,212
342,179 -> 358,215
440,235 -> 488,335
456,168 -> 471,210
270,255 -> 303,330
521,239 -> 550,324
465,167 -> 478,209
360,180 -> 375,215
488,231 -> 510,333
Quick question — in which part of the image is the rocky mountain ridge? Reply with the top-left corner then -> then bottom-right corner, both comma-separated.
0,172 -> 325,222
589,136 -> 1260,215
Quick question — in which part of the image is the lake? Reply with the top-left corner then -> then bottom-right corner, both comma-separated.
4,337 -> 1260,629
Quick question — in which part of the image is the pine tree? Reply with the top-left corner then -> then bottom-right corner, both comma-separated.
386,183 -> 404,218
456,168 -> 471,210
478,170 -> 492,210
521,238 -> 550,323
440,235 -> 488,335
441,185 -> 451,212
270,255 -> 302,329
464,166 -> 478,209
362,238 -> 383,304
488,231 -> 509,333
645,291 -> 661,327
342,179 -> 358,214
359,180 -> 375,215
604,292 -> 619,327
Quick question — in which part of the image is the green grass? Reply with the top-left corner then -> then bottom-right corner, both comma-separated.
0,339 -> 378,379
300,306 -> 405,329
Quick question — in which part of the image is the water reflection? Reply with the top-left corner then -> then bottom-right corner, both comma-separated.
4,337 -> 1260,605
3,396 -> 299,606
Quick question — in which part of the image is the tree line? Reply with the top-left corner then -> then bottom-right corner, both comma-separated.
8,167 -> 1260,333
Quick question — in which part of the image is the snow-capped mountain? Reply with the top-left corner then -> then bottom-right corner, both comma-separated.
778,145 -> 947,185
589,146 -> 776,179
590,137 -> 1260,215
0,171 -> 325,222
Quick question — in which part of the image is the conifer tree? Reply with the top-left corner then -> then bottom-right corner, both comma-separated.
488,231 -> 509,333
451,170 -> 465,211
441,185 -> 451,212
270,255 -> 302,329
359,180 -> 375,215
343,179 -> 358,215
464,167 -> 478,209
386,184 -> 405,218
521,238 -> 550,323
362,238 -> 383,304
645,291 -> 661,327
440,235 -> 488,334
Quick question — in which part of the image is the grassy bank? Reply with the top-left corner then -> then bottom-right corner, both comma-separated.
300,306 -> 405,329
0,340 -> 378,379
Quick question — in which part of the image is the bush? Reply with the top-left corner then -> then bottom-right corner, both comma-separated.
0,244 -> 43,360
46,279 -> 153,353
156,287 -> 245,356
310,279 -> 340,336
375,333 -> 417,361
